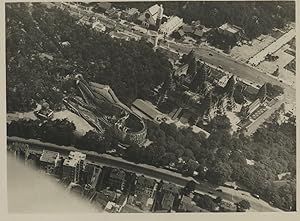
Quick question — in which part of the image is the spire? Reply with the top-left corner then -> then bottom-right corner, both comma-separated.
224,75 -> 236,96
185,49 -> 196,65
202,90 -> 213,110
257,83 -> 267,101
190,62 -> 207,92
187,56 -> 197,77
156,4 -> 164,30
202,91 -> 214,122
198,62 -> 208,85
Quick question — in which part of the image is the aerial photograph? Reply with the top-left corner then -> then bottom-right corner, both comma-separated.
6,1 -> 296,213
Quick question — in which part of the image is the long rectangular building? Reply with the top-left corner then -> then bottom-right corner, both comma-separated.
63,151 -> 86,183
159,16 -> 184,36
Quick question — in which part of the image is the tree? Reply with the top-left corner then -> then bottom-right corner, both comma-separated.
182,159 -> 199,176
160,152 -> 177,166
209,115 -> 231,131
182,180 -> 196,196
125,144 -> 142,163
214,196 -> 222,204
257,83 -> 267,101
187,57 -> 197,77
236,200 -> 251,211
206,162 -> 232,185
223,75 -> 236,96
7,3 -> 172,112
77,130 -> 109,153
193,194 -> 217,211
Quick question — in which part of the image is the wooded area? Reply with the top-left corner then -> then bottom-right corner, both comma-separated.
7,112 -> 296,211
6,3 -> 171,113
114,1 -> 295,39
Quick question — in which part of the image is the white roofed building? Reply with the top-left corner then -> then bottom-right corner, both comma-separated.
217,23 -> 244,40
39,150 -> 60,174
63,151 -> 86,183
137,4 -> 164,30
159,16 -> 184,36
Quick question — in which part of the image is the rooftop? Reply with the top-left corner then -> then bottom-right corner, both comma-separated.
219,23 -> 243,34
132,99 -> 164,121
69,151 -> 86,161
110,168 -> 126,180
126,8 -> 139,16
161,192 -> 175,210
136,175 -> 156,188
244,85 -> 259,96
161,183 -> 179,195
182,25 -> 194,33
63,151 -> 86,167
159,16 -> 183,33
39,150 -> 59,164
63,158 -> 79,167
95,189 -> 117,203
97,2 -> 112,11
247,98 -> 261,112
178,195 -> 197,212
193,29 -> 203,37
148,4 -> 160,16
220,201 -> 237,211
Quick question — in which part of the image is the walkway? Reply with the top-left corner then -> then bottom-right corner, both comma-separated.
248,29 -> 295,66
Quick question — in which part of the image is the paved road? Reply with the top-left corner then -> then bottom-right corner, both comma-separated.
248,29 -> 296,66
166,42 -> 295,100
7,136 -> 281,212
63,2 -> 295,112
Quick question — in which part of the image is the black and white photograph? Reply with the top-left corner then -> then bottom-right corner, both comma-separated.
5,0 -> 297,214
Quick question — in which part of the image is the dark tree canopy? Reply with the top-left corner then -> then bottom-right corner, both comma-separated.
6,3 -> 172,112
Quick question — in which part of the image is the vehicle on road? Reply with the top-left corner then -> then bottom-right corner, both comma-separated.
208,191 -> 214,194
216,189 -> 223,192
218,65 -> 223,69
251,193 -> 260,199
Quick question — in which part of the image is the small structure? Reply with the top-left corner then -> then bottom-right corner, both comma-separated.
159,182 -> 180,211
39,150 -> 60,174
177,195 -> 203,212
34,101 -> 54,120
92,189 -> 118,210
133,176 -> 156,211
95,2 -> 112,13
220,200 -> 237,212
243,85 -> 260,101
135,175 -> 157,197
107,168 -> 126,191
84,163 -> 102,189
137,4 -> 164,30
240,98 -> 261,118
217,23 -> 244,40
240,83 -> 267,118
62,151 -> 86,183
121,8 -> 140,21
131,99 -> 168,124
182,24 -> 194,34
159,16 -> 184,36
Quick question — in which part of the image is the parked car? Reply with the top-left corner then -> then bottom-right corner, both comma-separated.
251,193 -> 260,199
209,53 -> 213,56
218,65 -> 223,69
216,189 -> 223,192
